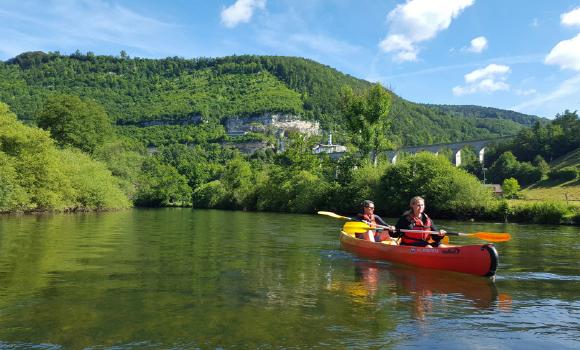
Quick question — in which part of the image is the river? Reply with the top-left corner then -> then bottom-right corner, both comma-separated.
0,209 -> 578,349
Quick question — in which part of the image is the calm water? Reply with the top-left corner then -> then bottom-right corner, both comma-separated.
0,209 -> 578,349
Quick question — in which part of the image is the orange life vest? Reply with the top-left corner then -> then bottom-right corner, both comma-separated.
355,213 -> 382,241
400,213 -> 432,245
359,213 -> 377,227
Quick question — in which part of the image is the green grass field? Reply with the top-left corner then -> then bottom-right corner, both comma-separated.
517,148 -> 580,206
518,184 -> 580,206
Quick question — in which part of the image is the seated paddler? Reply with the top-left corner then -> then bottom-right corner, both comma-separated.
356,200 -> 395,242
394,196 -> 446,247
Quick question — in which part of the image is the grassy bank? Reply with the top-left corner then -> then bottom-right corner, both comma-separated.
519,181 -> 580,206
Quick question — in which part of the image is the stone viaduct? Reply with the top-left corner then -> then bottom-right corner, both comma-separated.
386,137 -> 512,166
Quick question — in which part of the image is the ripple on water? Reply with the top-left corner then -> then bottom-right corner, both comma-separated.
497,272 -> 580,281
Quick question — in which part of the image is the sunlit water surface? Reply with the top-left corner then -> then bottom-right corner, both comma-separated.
0,209 -> 578,349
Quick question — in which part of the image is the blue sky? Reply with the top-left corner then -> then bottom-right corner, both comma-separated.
1,0 -> 580,119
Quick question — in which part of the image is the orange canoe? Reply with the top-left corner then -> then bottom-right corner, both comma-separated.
339,231 -> 499,277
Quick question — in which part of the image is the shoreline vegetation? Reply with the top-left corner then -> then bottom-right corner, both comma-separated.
1,101 -> 577,224
0,53 -> 578,225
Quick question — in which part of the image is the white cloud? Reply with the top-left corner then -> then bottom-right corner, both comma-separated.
545,33 -> 580,71
453,64 -> 511,95
379,0 -> 474,62
512,74 -> 580,115
467,36 -> 488,53
561,7 -> 580,27
464,64 -> 510,83
221,0 -> 266,28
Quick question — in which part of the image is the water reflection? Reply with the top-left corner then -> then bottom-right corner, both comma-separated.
0,210 -> 577,349
350,261 -> 508,320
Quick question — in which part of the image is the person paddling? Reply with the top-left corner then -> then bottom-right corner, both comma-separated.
394,196 -> 446,247
356,200 -> 395,242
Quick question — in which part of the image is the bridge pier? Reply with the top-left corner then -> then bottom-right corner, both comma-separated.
454,149 -> 462,166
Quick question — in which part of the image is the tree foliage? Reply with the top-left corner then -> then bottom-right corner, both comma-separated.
502,178 -> 520,199
37,94 -> 114,153
340,83 -> 394,164
379,153 -> 493,218
0,102 -> 129,211
0,52 -> 540,147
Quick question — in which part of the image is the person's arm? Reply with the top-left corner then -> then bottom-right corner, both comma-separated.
427,215 -> 446,236
374,214 -> 395,233
374,214 -> 388,226
392,216 -> 408,238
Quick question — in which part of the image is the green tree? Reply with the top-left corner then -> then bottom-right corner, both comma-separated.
488,151 -> 520,184
37,94 -> 114,154
0,102 -> 129,211
220,154 -> 254,209
135,157 -> 192,207
0,151 -> 28,211
533,155 -> 550,179
191,180 -> 228,208
340,83 -> 393,165
379,152 -> 493,218
502,178 -> 520,199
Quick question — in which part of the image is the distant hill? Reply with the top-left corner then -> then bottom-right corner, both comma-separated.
0,51 -> 542,146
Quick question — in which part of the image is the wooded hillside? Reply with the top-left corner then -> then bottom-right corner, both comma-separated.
0,51 -> 541,147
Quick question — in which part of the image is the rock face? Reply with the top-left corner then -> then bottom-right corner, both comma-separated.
225,113 -> 320,136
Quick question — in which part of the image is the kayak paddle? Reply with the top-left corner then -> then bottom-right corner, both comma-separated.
400,229 -> 511,242
318,211 -> 394,230
317,211 -> 355,221
342,221 -> 450,244
343,221 -> 511,242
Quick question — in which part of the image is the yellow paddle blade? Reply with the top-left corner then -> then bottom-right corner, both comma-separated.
343,221 -> 373,231
343,226 -> 367,235
317,211 -> 352,220
470,232 -> 511,242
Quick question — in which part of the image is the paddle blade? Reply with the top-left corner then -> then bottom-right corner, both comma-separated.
470,232 -> 511,242
343,221 -> 373,232
343,226 -> 366,235
317,211 -> 351,220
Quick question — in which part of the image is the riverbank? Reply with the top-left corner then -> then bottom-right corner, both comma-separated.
2,198 -> 578,226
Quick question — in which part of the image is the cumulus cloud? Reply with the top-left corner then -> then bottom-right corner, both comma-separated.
452,64 -> 511,95
561,7 -> 580,27
466,36 -> 488,53
379,0 -> 474,62
545,33 -> 580,71
221,0 -> 266,28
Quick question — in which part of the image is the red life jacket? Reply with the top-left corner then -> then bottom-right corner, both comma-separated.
359,213 -> 377,227
355,213 -> 381,240
400,213 -> 432,245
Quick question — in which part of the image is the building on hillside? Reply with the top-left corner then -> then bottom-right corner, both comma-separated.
312,133 -> 347,160
483,184 -> 504,197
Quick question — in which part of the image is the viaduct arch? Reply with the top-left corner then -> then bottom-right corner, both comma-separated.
386,137 -> 512,166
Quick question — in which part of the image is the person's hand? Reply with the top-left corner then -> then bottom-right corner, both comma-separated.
387,225 -> 395,232
438,229 -> 447,236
